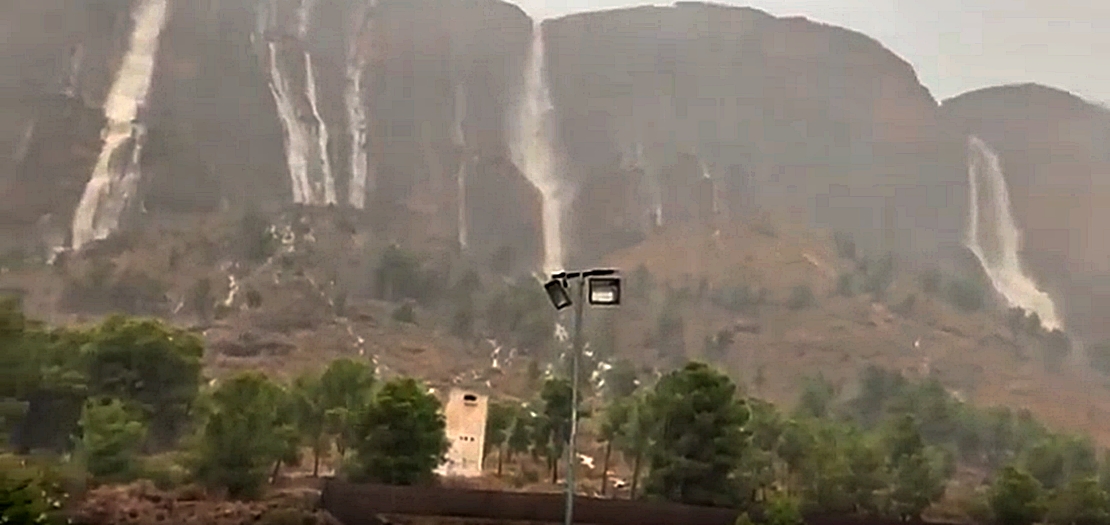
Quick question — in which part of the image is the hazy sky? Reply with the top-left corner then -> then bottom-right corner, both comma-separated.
512,0 -> 1110,104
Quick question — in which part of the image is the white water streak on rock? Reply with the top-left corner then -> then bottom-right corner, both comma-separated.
511,25 -> 564,274
965,136 -> 1061,330
72,0 -> 169,249
303,52 -> 336,205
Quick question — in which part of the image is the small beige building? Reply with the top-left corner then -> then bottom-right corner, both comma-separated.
437,389 -> 488,478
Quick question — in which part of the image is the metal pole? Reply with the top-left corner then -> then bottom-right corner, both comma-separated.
565,276 -> 585,525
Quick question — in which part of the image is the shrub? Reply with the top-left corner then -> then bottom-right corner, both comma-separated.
332,290 -> 348,317
711,284 -> 762,313
138,454 -> 189,491
654,306 -> 685,356
190,372 -> 297,500
347,378 -> 449,485
946,277 -> 986,313
77,397 -> 147,480
861,253 -> 895,298
450,306 -> 474,338
988,466 -> 1047,525
188,278 -> 213,321
61,265 -> 169,315
392,303 -> 415,324
375,245 -> 441,305
833,231 -> 857,261
237,208 -> 278,263
245,289 -> 263,309
1088,340 -> 1110,375
82,316 -> 204,447
753,220 -> 777,238
892,294 -> 917,317
1043,330 -> 1071,374
764,491 -> 804,525
486,282 -> 555,352
1044,477 -> 1110,525
786,285 -> 816,311
920,269 -> 942,295
835,272 -> 855,297
0,457 -> 69,525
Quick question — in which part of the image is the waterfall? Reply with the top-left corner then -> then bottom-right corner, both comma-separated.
965,136 -> 1061,330
62,43 -> 85,99
13,120 -> 35,165
295,0 -> 316,39
511,24 -> 564,274
700,158 -> 719,216
345,0 -> 374,209
344,58 -> 369,209
453,83 -> 468,250
303,52 -> 336,205
636,142 -> 662,227
457,158 -> 470,250
267,42 -> 312,204
262,0 -> 335,206
71,0 -> 169,250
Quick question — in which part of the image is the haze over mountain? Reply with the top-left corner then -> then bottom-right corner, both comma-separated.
8,6 -> 1110,505
514,0 -> 1110,103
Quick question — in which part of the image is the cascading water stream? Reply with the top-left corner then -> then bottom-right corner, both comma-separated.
263,0 -> 336,206
267,42 -> 312,204
637,142 -> 662,227
344,1 -> 374,210
71,0 -> 169,250
965,136 -> 1061,330
511,24 -> 564,274
700,158 -> 719,215
453,83 -> 468,250
303,52 -> 336,204
344,56 -> 369,208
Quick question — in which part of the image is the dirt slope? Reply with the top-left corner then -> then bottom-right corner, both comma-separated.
604,219 -> 1110,447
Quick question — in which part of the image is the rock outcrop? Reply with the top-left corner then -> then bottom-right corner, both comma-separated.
542,2 -> 954,264
1,0 -> 539,266
0,0 -> 132,246
5,1 -> 1110,342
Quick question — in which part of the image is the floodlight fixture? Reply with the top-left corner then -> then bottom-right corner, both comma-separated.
544,279 -> 572,310
538,266 -> 621,525
587,276 -> 621,306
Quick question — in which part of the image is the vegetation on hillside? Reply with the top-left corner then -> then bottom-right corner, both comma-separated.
5,223 -> 1110,525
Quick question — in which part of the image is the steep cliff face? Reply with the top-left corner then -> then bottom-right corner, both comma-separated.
542,2 -> 954,265
0,0 -> 133,245
1,0 -> 538,267
938,84 -> 1110,339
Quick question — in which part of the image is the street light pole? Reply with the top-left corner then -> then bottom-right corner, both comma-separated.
564,276 -> 585,525
543,268 -> 620,525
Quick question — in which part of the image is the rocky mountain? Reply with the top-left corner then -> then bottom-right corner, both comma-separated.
2,0 -> 1109,343
543,3 -> 958,266
2,0 -> 540,273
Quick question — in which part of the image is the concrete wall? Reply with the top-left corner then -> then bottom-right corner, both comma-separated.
438,389 -> 488,478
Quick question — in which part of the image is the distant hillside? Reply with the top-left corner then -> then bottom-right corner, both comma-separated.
601,219 -> 1110,448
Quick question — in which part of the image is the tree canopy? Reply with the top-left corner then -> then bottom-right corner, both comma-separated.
643,362 -> 750,507
348,377 -> 449,485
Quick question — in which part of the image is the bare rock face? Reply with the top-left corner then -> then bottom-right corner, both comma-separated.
542,2 -> 950,261
938,84 -> 1110,340
140,0 -> 286,213
566,164 -> 652,267
0,0 -> 133,238
1,0 -> 541,269
465,155 -> 543,277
